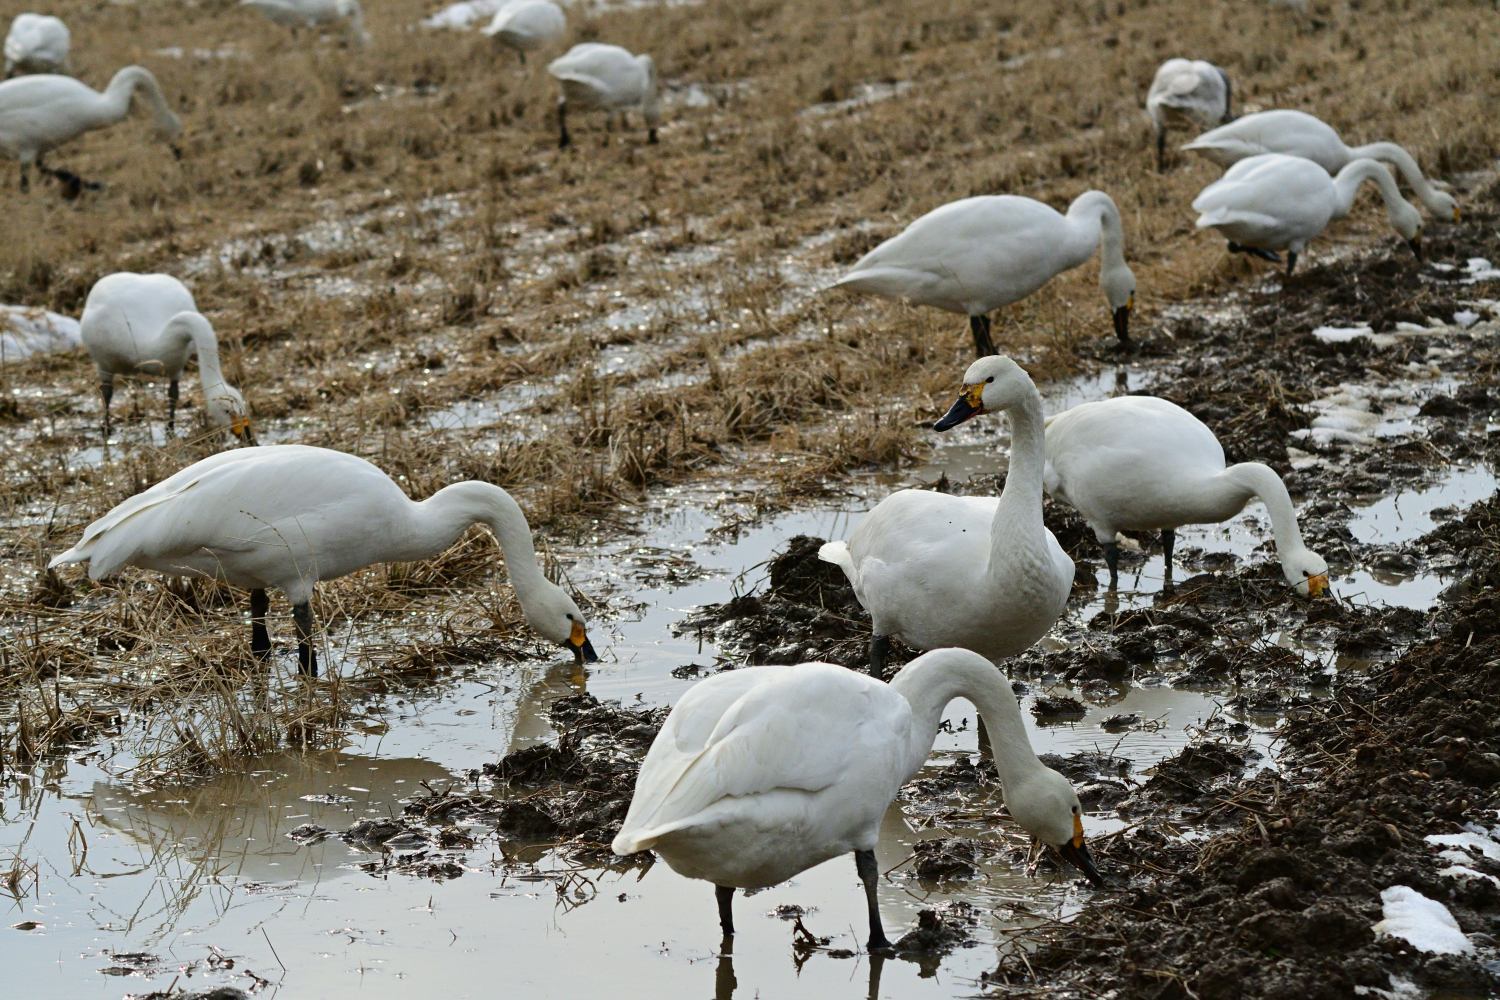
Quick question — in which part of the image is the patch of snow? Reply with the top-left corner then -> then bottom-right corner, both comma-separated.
1372,886 -> 1473,955
0,305 -> 81,360
1426,824 -> 1500,864
1354,976 -> 1422,1000
1312,324 -> 1375,344
1438,864 -> 1500,888
1462,257 -> 1500,284
1453,309 -> 1480,328
420,0 -> 504,30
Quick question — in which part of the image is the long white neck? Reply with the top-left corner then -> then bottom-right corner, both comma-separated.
889,649 -> 1049,790
1329,158 -> 1407,221
404,481 -> 550,597
1221,462 -> 1307,573
1347,140 -> 1448,216
1064,190 -> 1127,275
102,66 -> 179,137
988,383 -> 1049,581
160,313 -> 229,393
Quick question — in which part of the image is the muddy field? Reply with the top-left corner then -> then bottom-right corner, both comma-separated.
3,0 -> 1500,996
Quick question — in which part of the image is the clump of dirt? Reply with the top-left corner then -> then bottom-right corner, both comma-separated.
681,534 -> 915,670
989,584 -> 1500,999
910,837 -> 995,881
895,903 -> 981,972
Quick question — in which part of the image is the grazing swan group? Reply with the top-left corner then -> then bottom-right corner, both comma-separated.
4,13 -> 70,77
613,648 -> 1102,946
547,43 -> 660,148
79,273 -> 253,442
1183,109 -> 1459,221
18,7 -> 1467,966
832,193 -> 1137,356
1192,153 -> 1423,274
50,445 -> 598,676
1145,58 -> 1230,170
1043,396 -> 1329,593
0,65 -> 181,193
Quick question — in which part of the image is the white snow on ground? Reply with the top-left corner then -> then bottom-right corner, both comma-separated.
420,0 -> 504,29
1426,821 -> 1500,866
1354,976 -> 1422,999
1372,886 -> 1473,955
1438,864 -> 1500,888
0,305 -> 81,360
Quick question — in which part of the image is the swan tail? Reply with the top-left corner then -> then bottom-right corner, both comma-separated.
817,540 -> 854,578
47,545 -> 89,571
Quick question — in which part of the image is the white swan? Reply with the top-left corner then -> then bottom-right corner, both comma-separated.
48,445 -> 599,676
483,1 -> 564,61
0,66 -> 182,195
4,14 -> 70,77
1145,58 -> 1230,170
547,43 -> 659,149
1043,395 -> 1328,594
1183,110 -> 1458,221
612,648 -> 1103,947
1192,153 -> 1423,275
79,273 -> 252,443
240,0 -> 369,46
830,193 -> 1137,356
819,356 -> 1074,674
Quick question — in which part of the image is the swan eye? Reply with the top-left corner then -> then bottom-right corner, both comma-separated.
1072,805 -> 1080,814
566,613 -> 576,621
985,376 -> 995,384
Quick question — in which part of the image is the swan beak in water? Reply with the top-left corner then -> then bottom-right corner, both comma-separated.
231,417 -> 257,446
1058,817 -> 1106,887
933,384 -> 985,431
568,621 -> 599,665
1406,237 -> 1422,261
1112,294 -> 1133,342
1306,573 -> 1329,598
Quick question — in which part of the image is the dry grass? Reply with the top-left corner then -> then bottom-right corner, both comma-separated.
1,0 -> 1497,774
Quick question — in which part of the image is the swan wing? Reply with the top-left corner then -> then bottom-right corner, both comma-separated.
831,196 -> 1073,314
548,43 -> 643,100
613,663 -> 907,853
1191,154 -> 1332,237
1184,110 -> 1346,171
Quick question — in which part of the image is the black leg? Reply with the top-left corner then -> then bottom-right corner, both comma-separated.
648,126 -> 658,145
1155,127 -> 1166,172
1161,529 -> 1175,580
518,50 -> 527,66
714,938 -> 736,1000
869,634 -> 892,680
1286,251 -> 1298,276
715,885 -> 735,937
866,953 -> 885,1000
250,588 -> 272,660
167,379 -> 179,434
100,381 -> 113,440
968,314 -> 997,357
19,164 -> 28,193
1227,242 -> 1282,265
1103,541 -> 1120,589
855,850 -> 891,951
557,100 -> 570,149
293,601 -> 318,676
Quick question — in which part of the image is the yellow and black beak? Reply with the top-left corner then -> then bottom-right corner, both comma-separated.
1453,207 -> 1462,224
567,620 -> 598,666
934,383 -> 985,431
1406,236 -> 1422,262
231,416 -> 257,447
1306,573 -> 1329,598
1112,293 -> 1133,343
1057,815 -> 1106,887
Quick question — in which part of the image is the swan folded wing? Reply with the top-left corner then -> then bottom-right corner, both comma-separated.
614,665 -> 903,853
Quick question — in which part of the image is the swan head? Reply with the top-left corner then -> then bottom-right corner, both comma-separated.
1282,546 -> 1329,598
1009,769 -> 1105,888
932,355 -> 1034,430
1426,187 -> 1460,225
205,383 -> 256,446
522,583 -> 599,666
1387,198 -> 1424,260
1102,260 -> 1136,343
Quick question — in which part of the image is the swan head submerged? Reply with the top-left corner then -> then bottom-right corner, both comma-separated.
1282,546 -> 1329,598
932,355 -> 1031,430
1009,769 -> 1106,887
522,583 -> 598,666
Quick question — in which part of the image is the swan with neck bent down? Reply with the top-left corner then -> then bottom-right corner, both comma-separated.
1044,395 -> 1328,594
1183,109 -> 1458,221
5,14 -> 71,76
80,272 -> 252,443
819,356 -> 1074,675
1192,153 -> 1423,275
830,193 -> 1137,356
1146,58 -> 1230,171
0,65 -> 181,194
612,648 -> 1104,948
48,445 -> 599,676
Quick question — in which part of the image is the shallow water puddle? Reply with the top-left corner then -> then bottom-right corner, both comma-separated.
0,361 -> 1481,998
